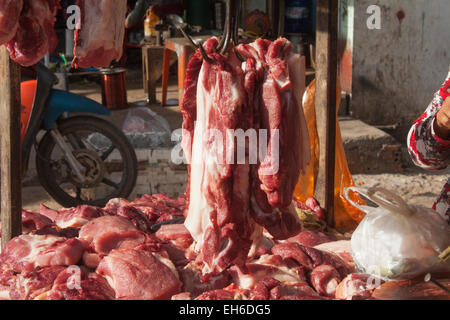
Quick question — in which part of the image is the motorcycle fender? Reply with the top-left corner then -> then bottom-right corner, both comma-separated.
43,89 -> 111,130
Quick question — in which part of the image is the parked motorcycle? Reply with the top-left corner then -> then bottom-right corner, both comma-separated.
21,63 -> 138,208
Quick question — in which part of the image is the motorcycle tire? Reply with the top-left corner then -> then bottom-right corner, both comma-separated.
36,116 -> 138,208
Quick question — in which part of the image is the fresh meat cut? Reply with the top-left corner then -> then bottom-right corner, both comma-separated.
0,0 -> 23,45
181,37 -> 309,275
310,265 -> 342,297
314,240 -> 355,270
8,266 -> 66,300
39,204 -> 105,229
97,247 -> 182,300
78,215 -> 137,245
37,268 -> 115,300
236,39 -> 309,239
271,242 -> 352,278
183,37 -> 255,275
228,254 -> 307,289
0,235 -> 84,274
178,261 -> 231,296
286,230 -> 338,247
335,273 -> 384,300
73,0 -> 127,68
0,190 -> 377,300
5,0 -> 60,66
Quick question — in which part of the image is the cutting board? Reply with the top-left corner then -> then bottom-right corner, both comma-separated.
372,273 -> 450,300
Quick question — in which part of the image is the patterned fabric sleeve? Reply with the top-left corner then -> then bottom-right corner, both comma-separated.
407,70 -> 450,170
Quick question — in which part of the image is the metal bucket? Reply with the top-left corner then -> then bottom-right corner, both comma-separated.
100,68 -> 128,110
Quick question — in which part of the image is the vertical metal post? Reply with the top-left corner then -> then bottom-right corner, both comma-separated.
314,0 -> 339,227
0,47 -> 22,249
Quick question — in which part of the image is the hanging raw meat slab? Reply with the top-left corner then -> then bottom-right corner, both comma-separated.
0,0 -> 23,45
5,0 -> 60,67
182,38 -> 257,275
73,0 -> 127,68
181,37 -> 309,275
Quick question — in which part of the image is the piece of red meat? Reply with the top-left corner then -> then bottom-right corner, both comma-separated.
271,242 -> 352,278
195,289 -> 236,300
235,38 -> 309,240
5,0 -> 60,66
0,210 -> 54,237
293,197 -> 326,220
183,38 -> 255,275
335,273 -> 384,300
178,261 -> 231,297
97,247 -> 182,300
73,0 -> 127,68
286,230 -> 337,247
114,205 -> 152,233
21,210 -> 54,233
228,254 -> 307,290
155,224 -> 193,248
0,0 -> 23,45
40,204 -> 105,229
310,265 -> 342,297
0,234 -> 85,274
8,266 -> 65,300
40,268 -> 115,300
249,277 -> 318,300
171,292 -> 192,300
78,215 -> 137,245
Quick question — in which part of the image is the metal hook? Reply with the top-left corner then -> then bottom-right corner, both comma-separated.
176,0 -> 246,64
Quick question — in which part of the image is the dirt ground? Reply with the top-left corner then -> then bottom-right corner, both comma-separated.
353,166 -> 449,209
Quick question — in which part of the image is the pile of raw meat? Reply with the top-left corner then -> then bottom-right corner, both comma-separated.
0,193 -> 382,300
0,37 -> 385,300
0,0 -> 127,68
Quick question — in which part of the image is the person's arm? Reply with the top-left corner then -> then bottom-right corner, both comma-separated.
407,70 -> 450,171
125,0 -> 149,29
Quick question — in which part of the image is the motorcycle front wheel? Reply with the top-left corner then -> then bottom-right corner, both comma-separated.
36,116 -> 138,208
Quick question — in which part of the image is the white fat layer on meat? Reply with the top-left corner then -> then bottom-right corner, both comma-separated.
57,217 -> 89,229
20,235 -> 67,265
184,62 -> 214,246
235,254 -> 304,289
287,53 -> 310,173
247,223 -> 263,258
152,252 -> 180,279
326,279 -> 339,295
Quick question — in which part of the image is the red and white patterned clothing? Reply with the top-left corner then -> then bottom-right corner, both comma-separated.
407,70 -> 450,223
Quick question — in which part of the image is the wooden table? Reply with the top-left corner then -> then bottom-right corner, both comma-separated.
141,44 -> 165,104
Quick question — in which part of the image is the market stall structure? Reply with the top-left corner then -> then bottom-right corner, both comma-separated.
0,0 -> 448,301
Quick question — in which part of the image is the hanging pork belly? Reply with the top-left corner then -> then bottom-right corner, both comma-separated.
181,37 -> 310,275
73,0 -> 127,68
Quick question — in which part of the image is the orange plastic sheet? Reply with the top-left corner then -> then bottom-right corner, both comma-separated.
20,80 -> 37,143
294,79 -> 365,231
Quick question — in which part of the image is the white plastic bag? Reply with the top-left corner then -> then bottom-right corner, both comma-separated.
122,107 -> 172,148
344,187 -> 450,280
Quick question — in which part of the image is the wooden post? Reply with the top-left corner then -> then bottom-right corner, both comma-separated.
0,47 -> 22,249
314,0 -> 339,228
